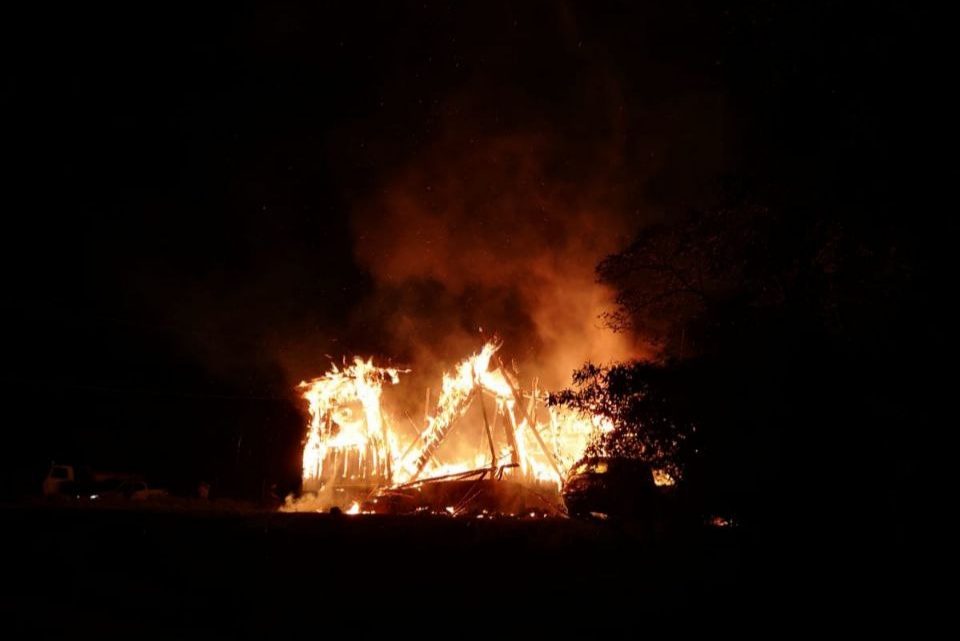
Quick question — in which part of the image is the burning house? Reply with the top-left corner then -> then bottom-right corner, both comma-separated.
286,341 -> 610,516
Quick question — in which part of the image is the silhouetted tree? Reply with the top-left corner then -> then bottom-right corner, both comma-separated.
573,174 -> 933,534
550,362 -> 695,482
598,189 -> 913,361
598,201 -> 774,350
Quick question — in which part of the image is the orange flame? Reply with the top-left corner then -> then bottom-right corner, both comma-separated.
299,358 -> 403,490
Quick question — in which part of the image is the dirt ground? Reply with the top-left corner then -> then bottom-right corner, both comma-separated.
2,503 -> 771,632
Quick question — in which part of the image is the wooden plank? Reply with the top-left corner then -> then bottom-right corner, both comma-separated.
497,358 -> 564,483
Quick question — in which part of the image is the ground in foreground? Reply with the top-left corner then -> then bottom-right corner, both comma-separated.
4,504 -> 762,632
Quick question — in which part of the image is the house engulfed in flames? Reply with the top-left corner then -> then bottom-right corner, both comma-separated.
284,341 -> 614,516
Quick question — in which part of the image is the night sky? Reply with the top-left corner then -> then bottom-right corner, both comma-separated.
1,2 -> 944,498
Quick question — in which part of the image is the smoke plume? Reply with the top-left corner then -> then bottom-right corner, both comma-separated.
351,120 -> 647,392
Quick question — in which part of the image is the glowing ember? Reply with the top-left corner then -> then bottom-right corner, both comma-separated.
652,468 -> 676,487
709,515 -> 736,528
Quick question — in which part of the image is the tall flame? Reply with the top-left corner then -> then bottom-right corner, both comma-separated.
299,358 -> 403,489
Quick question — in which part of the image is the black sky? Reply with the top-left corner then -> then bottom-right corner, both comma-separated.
1,1 -> 944,496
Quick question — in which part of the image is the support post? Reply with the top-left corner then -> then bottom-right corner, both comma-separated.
497,358 -> 564,483
476,383 -> 498,468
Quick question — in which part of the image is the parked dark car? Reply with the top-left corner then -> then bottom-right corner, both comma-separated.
562,457 -> 676,522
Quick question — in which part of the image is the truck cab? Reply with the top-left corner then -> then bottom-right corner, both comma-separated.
42,463 -> 75,496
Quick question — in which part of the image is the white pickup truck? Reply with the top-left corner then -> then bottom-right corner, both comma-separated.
42,463 -> 168,501
42,463 -> 76,496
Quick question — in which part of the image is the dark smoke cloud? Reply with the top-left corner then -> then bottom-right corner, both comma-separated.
126,2 -> 732,396
316,4 -> 732,393
350,125 -> 639,390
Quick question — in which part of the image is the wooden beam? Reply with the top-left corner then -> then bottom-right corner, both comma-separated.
408,388 -> 475,482
379,409 -> 392,483
399,411 -> 442,469
476,383 -> 498,469
497,358 -> 564,483
490,382 -> 521,468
